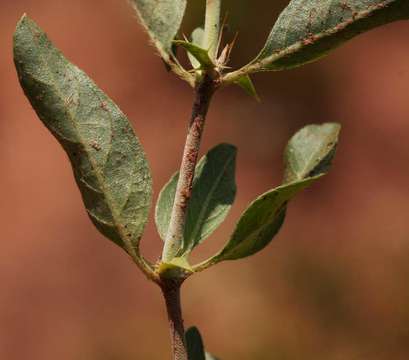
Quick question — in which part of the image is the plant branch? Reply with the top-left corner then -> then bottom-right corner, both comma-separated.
162,74 -> 216,262
161,281 -> 188,360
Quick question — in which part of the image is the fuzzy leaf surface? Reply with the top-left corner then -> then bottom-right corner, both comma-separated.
14,15 -> 152,255
156,144 -> 237,255
210,123 -> 340,262
189,27 -> 205,69
130,0 -> 187,60
239,0 -> 409,74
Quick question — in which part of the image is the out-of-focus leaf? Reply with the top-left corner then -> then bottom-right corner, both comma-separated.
14,15 -> 152,257
189,27 -> 205,69
174,40 -> 215,70
186,327 -> 205,360
129,0 -> 186,61
283,123 -> 341,183
186,327 -> 220,360
234,75 -> 260,101
200,123 -> 340,264
156,144 -> 237,256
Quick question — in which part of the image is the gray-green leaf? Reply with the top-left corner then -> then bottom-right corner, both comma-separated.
206,123 -> 340,263
189,27 -> 205,69
130,0 -> 187,61
227,0 -> 409,78
156,144 -> 237,256
14,15 -> 152,257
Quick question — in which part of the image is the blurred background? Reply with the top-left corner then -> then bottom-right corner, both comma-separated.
2,1 -> 409,359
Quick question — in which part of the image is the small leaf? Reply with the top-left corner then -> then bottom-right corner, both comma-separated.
14,15 -> 152,257
130,0 -> 187,61
186,327 -> 205,360
284,123 -> 341,183
174,40 -> 215,70
234,75 -> 260,101
186,327 -> 220,360
156,144 -> 237,256
189,27 -> 205,69
205,123 -> 340,263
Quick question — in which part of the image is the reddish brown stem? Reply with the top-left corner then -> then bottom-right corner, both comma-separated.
162,75 -> 216,261
161,281 -> 188,360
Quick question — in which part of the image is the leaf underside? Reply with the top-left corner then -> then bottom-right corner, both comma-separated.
186,327 -> 219,360
14,15 -> 152,255
212,123 -> 341,263
253,0 -> 409,71
130,0 -> 187,61
156,144 -> 237,257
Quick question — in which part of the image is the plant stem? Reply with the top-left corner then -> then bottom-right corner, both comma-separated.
162,74 -> 216,262
161,281 -> 188,360
204,0 -> 221,60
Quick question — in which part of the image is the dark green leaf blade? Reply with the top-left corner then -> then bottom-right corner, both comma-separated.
14,15 -> 152,256
186,327 -> 206,360
130,0 -> 187,61
156,144 -> 237,255
208,123 -> 340,263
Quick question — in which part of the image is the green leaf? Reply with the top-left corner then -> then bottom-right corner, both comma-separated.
130,0 -> 187,61
205,123 -> 340,263
186,327 -> 220,360
14,15 -> 152,257
186,327 -> 205,360
225,0 -> 409,80
234,75 -> 260,101
156,144 -> 237,256
283,123 -> 341,183
188,27 -> 205,69
174,40 -> 215,70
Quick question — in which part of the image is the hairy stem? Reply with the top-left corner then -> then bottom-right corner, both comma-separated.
161,281 -> 188,360
162,75 -> 216,262
204,0 -> 221,60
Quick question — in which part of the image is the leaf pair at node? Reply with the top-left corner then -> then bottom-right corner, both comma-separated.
130,0 -> 409,93
156,123 -> 341,272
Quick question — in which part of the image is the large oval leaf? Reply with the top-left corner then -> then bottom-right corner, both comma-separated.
14,15 -> 152,257
224,0 -> 409,81
156,143 -> 237,256
130,0 -> 187,61
197,123 -> 340,266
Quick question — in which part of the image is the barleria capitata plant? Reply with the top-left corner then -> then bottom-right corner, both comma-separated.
13,0 -> 409,358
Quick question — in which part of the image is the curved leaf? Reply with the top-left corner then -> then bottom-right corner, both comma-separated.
224,0 -> 409,81
205,123 -> 340,264
14,15 -> 152,256
130,0 -> 187,61
186,327 -> 205,360
174,40 -> 215,70
156,144 -> 237,256
186,327 -> 220,360
189,27 -> 205,69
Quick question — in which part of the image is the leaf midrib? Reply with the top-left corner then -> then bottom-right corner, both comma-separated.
26,26 -> 137,255
184,153 -> 235,253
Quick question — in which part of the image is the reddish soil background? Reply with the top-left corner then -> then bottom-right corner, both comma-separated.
2,1 -> 409,359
